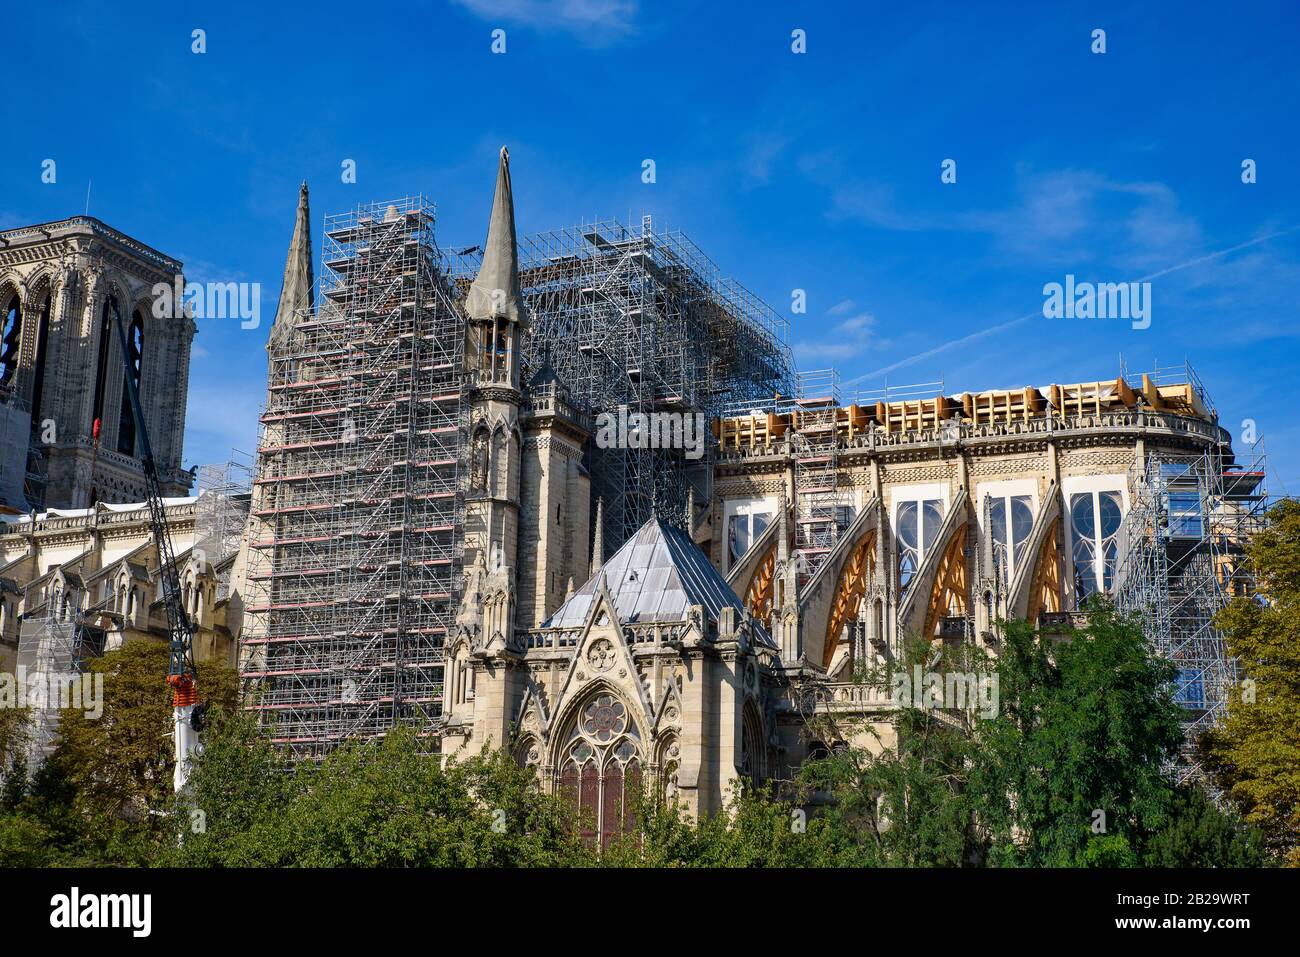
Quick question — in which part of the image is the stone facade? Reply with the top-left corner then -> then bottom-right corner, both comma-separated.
0,496 -> 244,677
444,518 -> 779,825
0,217 -> 195,511
712,382 -> 1235,769
514,376 -> 593,631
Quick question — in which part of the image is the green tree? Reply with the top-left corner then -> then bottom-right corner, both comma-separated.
174,719 -> 591,867
50,642 -> 239,824
796,605 -> 1265,868
1202,498 -> 1300,865
0,701 -> 29,800
602,783 -> 847,868
0,642 -> 241,865
1143,785 -> 1267,867
166,710 -> 296,865
970,605 -> 1186,866
799,635 -> 989,866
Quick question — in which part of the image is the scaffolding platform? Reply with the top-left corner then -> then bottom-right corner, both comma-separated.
453,214 -> 794,554
242,197 -> 468,759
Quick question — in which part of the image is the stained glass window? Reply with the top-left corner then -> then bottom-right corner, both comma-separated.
582,694 -> 627,742
557,691 -> 644,849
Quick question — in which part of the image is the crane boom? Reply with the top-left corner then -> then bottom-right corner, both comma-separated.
107,300 -> 199,793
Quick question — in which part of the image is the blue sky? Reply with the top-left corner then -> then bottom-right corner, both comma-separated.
3,1 -> 1298,491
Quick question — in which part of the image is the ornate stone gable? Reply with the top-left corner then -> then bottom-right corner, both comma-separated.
549,578 -> 657,738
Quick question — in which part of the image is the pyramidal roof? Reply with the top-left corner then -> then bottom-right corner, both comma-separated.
543,517 -> 751,630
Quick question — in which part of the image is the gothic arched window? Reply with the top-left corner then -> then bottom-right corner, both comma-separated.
116,309 -> 144,455
557,692 -> 643,848
895,496 -> 944,593
987,493 -> 1035,588
0,292 -> 21,388
30,291 -> 51,428
92,296 -> 119,438
1070,490 -> 1124,605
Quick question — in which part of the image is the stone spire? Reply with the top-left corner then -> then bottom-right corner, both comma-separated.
465,146 -> 526,328
268,182 -> 313,352
591,498 -> 605,574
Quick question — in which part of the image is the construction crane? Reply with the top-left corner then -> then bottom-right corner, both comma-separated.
105,299 -> 202,793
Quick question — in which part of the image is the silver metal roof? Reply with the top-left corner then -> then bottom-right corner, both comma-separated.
542,517 -> 748,629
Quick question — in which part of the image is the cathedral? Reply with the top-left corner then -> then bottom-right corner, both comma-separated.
243,148 -> 1257,822
0,149 -> 1259,820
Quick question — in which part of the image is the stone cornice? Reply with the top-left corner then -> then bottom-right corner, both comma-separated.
0,217 -> 181,276
0,500 -> 197,544
469,384 -> 522,405
715,410 -> 1228,477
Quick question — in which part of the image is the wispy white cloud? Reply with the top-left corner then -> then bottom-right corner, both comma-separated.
842,226 -> 1300,387
795,309 -> 886,365
958,168 -> 1203,267
450,0 -> 640,45
796,159 -> 1206,270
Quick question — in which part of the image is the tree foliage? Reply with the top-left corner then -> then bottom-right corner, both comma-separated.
0,602 -> 1278,867
173,720 -> 590,867
1202,498 -> 1300,865
972,605 -> 1188,866
0,641 -> 239,866
796,605 -> 1266,867
799,636 -> 987,866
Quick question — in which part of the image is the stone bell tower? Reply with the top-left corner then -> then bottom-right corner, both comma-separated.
463,147 -> 527,594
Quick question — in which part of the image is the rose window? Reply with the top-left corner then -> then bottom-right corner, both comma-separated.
582,694 -> 626,742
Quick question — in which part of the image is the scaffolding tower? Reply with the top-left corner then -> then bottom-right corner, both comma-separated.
195,453 -> 253,602
243,197 -> 469,759
455,215 -> 793,554
15,613 -> 100,773
1114,423 -> 1268,783
790,369 -> 846,582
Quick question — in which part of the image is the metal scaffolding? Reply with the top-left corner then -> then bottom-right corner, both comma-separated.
195,453 -> 252,600
790,369 -> 846,582
15,613 -> 101,773
1114,417 -> 1268,783
454,215 -> 793,554
243,197 -> 469,759
0,389 -> 43,511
